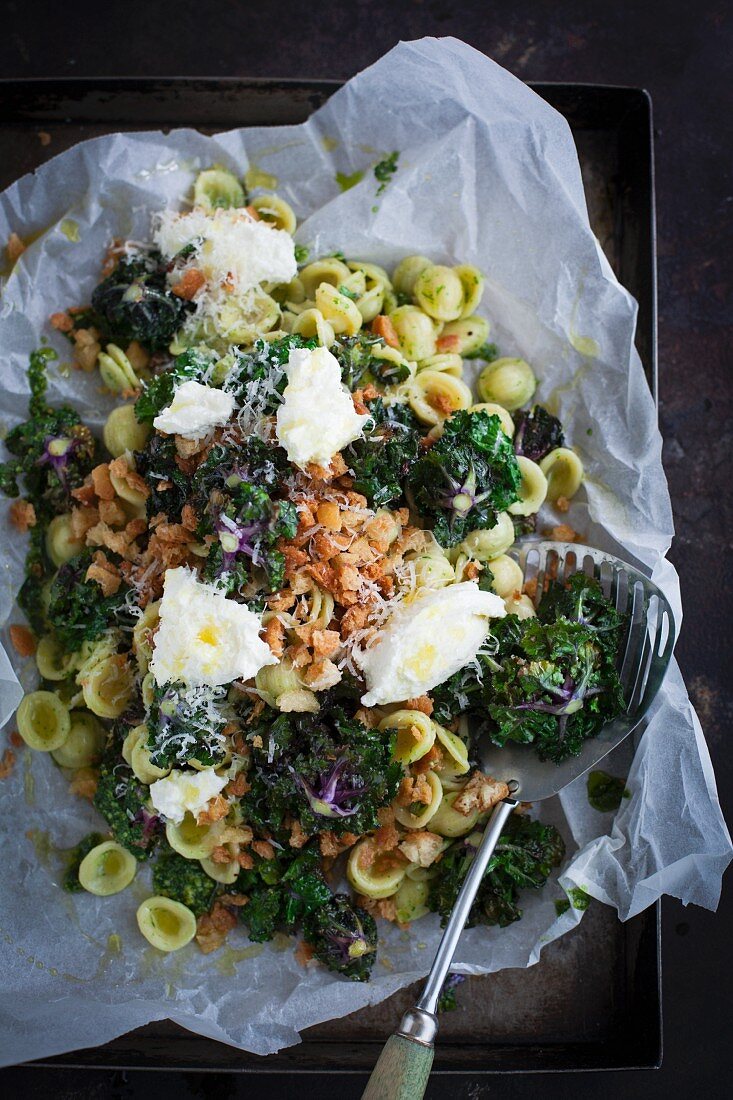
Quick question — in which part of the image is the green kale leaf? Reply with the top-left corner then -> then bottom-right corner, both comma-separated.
333,335 -> 410,390
0,348 -> 97,519
487,576 -> 626,763
428,815 -> 565,928
146,681 -> 229,770
303,892 -> 378,982
242,705 -> 401,841
346,397 -> 421,508
406,410 -> 522,547
47,550 -> 129,651
134,347 -> 216,424
91,249 -> 191,351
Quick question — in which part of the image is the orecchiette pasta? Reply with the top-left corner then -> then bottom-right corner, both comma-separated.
45,513 -> 84,567
459,512 -> 515,561
136,896 -> 197,952
131,734 -> 171,785
347,838 -> 408,899
428,789 -> 479,837
408,369 -> 473,426
379,710 -> 436,765
249,193 -> 297,234
315,282 -> 363,336
414,264 -> 464,322
35,633 -> 76,681
193,167 -> 245,210
477,357 -> 537,411
388,305 -> 437,362
436,754 -> 473,791
486,554 -> 524,599
539,446 -> 584,502
16,690 -> 70,751
433,723 -> 470,775
504,592 -> 537,619
78,841 -> 137,896
411,550 -> 455,589
132,600 -> 161,677
255,657 -> 304,710
200,855 -> 240,885
97,344 -> 141,393
508,455 -> 548,516
393,770 -> 443,829
51,710 -> 106,769
417,352 -> 463,377
393,877 -> 430,923
392,254 -> 431,298
109,456 -> 147,507
453,264 -> 485,318
103,404 -> 151,457
291,307 -> 335,347
80,655 -> 134,719
166,813 -> 226,860
437,314 -> 490,356
299,258 -> 351,299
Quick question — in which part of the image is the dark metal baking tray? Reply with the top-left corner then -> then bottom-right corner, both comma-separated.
0,77 -> 660,1077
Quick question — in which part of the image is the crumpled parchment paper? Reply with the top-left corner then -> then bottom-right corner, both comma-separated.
0,37 -> 729,1066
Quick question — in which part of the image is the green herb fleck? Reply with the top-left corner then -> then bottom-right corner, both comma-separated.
554,898 -> 571,916
374,151 -> 399,195
464,342 -> 500,362
294,243 -> 310,264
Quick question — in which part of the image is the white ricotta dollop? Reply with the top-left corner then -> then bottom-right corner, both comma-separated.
356,582 -> 507,706
153,380 -> 235,440
154,206 -> 297,294
149,767 -> 228,825
275,345 -> 370,467
150,567 -> 277,688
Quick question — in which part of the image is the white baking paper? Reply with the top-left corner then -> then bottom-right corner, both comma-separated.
0,37 -> 730,1065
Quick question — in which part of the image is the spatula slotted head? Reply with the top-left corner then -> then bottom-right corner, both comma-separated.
477,541 -> 676,803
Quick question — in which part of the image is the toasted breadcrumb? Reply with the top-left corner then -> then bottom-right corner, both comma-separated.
6,233 -> 25,264
195,902 -> 238,954
0,749 -> 16,779
8,500 -> 36,531
453,772 -> 509,815
9,624 -> 36,658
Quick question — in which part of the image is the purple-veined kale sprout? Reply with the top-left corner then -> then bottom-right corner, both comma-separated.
291,757 -> 366,819
37,434 -> 82,487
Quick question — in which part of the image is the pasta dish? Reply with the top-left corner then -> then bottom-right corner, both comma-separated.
1,167 -> 626,978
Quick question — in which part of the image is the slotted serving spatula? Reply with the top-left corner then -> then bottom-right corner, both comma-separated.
362,541 -> 676,1100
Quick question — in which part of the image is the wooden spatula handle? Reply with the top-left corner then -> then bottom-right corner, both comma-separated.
361,1033 -> 434,1100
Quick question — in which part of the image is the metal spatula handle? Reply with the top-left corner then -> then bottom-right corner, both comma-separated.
361,797 -> 518,1100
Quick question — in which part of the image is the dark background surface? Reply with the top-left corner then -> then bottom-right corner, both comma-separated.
0,0 -> 730,1096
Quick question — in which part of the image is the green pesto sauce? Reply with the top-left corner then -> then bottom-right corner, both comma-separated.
587,769 -> 630,813
568,886 -> 591,910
